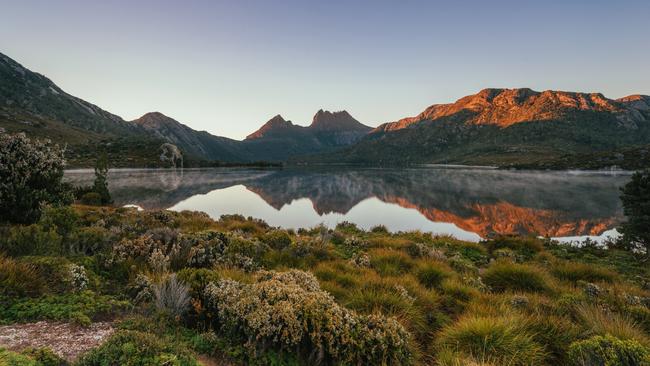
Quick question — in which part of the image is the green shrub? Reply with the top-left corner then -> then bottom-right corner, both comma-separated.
76,330 -> 198,366
68,226 -> 112,255
79,192 -> 102,206
482,262 -> 549,293
551,262 -> 618,284
1,224 -> 63,256
20,347 -> 67,366
436,315 -> 547,366
447,242 -> 488,264
370,224 -> 389,233
568,335 -> 650,366
260,229 -> 292,250
38,206 -> 79,240
0,133 -> 73,224
0,255 -> 46,297
204,270 -> 413,365
415,262 -> 451,289
0,348 -> 39,366
485,236 -> 544,259
0,291 -> 130,323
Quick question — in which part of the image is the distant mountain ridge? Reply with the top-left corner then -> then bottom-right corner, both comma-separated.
0,51 -> 369,164
299,87 -> 650,167
2,49 -> 650,169
241,110 -> 371,161
373,88 -> 650,133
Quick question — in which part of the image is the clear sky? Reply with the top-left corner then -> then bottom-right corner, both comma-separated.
2,0 -> 649,140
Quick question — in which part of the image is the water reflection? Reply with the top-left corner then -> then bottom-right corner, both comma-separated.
65,167 -> 629,240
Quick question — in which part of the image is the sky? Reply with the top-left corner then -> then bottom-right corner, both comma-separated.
1,0 -> 649,140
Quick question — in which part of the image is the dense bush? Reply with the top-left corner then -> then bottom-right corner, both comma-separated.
568,335 -> 650,366
619,170 -> 650,258
482,261 -> 549,293
485,236 -> 544,259
204,269 -> 413,365
0,133 -> 73,224
0,291 -> 130,324
76,330 -> 198,366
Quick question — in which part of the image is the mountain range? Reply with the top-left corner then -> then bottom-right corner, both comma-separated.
2,50 -> 650,168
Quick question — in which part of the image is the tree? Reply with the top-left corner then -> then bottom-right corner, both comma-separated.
619,170 -> 650,258
93,152 -> 112,205
0,133 -> 73,224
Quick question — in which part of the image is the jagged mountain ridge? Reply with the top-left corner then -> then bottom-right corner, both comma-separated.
374,88 -> 650,133
304,88 -> 650,167
241,110 -> 372,161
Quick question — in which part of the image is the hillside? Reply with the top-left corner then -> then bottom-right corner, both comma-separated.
302,88 -> 650,167
132,112 -> 247,162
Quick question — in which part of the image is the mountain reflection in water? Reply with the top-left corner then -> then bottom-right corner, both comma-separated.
64,167 -> 629,241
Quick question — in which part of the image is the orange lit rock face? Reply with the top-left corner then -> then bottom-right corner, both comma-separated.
383,196 -> 615,238
373,88 -> 650,133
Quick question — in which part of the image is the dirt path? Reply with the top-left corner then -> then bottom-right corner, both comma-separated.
0,321 -> 114,361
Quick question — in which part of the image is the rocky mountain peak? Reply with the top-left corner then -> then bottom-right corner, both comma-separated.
309,109 -> 370,132
246,114 -> 294,140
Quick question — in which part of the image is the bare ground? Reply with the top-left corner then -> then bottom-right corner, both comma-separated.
0,321 -> 114,361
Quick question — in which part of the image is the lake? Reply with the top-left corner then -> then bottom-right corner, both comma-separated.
64,167 -> 631,242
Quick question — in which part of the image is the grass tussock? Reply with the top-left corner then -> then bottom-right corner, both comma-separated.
482,261 -> 550,293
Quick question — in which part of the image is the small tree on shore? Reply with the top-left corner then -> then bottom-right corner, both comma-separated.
619,170 -> 650,259
0,133 -> 73,224
93,152 -> 112,205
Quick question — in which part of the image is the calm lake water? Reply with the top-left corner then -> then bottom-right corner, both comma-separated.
64,167 -> 631,242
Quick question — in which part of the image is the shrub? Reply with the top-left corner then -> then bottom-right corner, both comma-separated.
152,274 -> 191,318
436,315 -> 547,366
551,262 -> 618,284
0,290 -> 130,323
482,262 -> 549,293
261,229 -> 292,250
485,236 -> 544,259
415,262 -> 452,289
204,270 -> 413,365
0,348 -> 39,366
0,133 -> 73,224
80,192 -> 102,206
619,170 -> 650,258
0,255 -> 46,297
68,226 -> 112,255
76,330 -> 198,366
568,335 -> 650,366
1,224 -> 62,256
370,224 -> 389,233
20,347 -> 66,366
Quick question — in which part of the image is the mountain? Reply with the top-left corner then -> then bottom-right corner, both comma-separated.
0,53 -> 140,137
242,110 -> 371,161
303,88 -> 650,167
132,112 -> 246,162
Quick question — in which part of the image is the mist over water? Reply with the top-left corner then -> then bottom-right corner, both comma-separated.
64,167 -> 630,241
